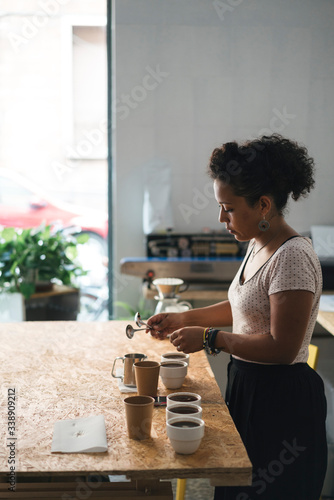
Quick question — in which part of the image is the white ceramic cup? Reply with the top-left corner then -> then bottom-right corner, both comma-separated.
159,361 -> 188,390
161,351 -> 190,366
166,416 -> 205,454
167,392 -> 201,408
166,403 -> 202,422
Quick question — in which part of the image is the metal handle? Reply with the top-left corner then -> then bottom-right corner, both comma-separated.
111,356 -> 124,379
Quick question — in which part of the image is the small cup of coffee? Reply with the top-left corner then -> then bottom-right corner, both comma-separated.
167,392 -> 201,408
161,351 -> 190,366
166,416 -> 205,454
166,403 -> 202,422
160,361 -> 188,389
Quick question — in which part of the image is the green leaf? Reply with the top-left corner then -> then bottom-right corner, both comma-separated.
114,299 -> 154,320
1,227 -> 16,242
114,301 -> 136,318
19,282 -> 36,300
66,246 -> 78,261
0,225 -> 89,292
75,233 -> 90,244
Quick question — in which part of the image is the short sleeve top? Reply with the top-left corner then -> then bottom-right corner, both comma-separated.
227,236 -> 322,364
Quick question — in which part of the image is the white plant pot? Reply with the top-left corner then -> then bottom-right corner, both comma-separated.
159,361 -> 188,389
161,351 -> 190,366
166,403 -> 202,422
167,392 -> 202,408
166,416 -> 205,454
0,292 -> 25,322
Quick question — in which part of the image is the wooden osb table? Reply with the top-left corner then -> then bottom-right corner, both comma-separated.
317,310 -> 334,336
0,321 -> 251,499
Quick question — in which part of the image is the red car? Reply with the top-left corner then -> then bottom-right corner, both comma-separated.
0,168 -> 108,286
0,167 -> 108,241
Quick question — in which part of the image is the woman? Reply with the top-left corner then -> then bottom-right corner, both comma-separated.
147,134 -> 327,500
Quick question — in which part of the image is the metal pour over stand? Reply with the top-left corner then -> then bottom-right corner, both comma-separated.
151,278 -> 192,314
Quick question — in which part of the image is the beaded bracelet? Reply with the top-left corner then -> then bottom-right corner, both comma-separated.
202,327 -> 210,350
202,327 -> 220,356
208,328 -> 220,353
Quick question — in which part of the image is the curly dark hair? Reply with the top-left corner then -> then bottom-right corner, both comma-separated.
208,134 -> 315,214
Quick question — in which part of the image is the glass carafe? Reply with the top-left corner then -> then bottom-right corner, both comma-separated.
154,297 -> 192,315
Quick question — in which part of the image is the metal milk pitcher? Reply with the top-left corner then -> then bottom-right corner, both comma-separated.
111,353 -> 147,387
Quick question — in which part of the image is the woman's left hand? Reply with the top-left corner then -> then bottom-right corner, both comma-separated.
169,327 -> 204,354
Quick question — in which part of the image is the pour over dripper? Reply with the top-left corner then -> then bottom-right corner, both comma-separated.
152,278 -> 188,299
151,278 -> 191,315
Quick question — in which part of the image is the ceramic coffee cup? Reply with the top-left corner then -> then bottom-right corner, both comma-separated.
134,360 -> 160,397
161,351 -> 190,366
124,395 -> 154,440
166,416 -> 205,454
167,392 -> 202,408
166,403 -> 202,422
159,361 -> 188,389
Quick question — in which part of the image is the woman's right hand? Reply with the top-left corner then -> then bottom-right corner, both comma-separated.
146,312 -> 184,340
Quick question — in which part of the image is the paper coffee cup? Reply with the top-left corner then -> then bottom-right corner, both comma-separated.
124,395 -> 154,440
134,361 -> 160,397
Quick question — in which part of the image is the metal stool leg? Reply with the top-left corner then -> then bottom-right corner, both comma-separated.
176,478 -> 187,500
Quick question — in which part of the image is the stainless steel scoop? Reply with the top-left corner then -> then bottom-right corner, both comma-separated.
135,312 -> 152,329
126,313 -> 155,339
125,324 -> 148,339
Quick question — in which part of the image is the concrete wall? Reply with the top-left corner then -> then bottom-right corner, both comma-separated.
113,0 -> 334,309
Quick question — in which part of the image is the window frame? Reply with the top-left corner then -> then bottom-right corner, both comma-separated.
61,15 -> 107,161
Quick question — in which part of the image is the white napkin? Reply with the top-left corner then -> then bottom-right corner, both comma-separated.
115,367 -> 137,393
51,415 -> 108,453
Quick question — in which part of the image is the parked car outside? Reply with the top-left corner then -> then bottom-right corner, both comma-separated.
0,168 -> 108,287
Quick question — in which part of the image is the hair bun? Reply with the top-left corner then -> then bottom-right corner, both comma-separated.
223,142 -> 239,160
208,134 -> 315,213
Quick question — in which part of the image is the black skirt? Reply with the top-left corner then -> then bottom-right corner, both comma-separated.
214,357 -> 328,500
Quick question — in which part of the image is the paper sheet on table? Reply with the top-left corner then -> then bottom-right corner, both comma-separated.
116,367 -> 137,393
319,295 -> 334,312
51,415 -> 108,453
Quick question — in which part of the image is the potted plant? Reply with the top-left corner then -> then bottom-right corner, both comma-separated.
0,225 -> 88,320
115,297 -> 153,320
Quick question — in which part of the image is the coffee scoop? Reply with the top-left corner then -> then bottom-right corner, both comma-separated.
126,312 -> 155,339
